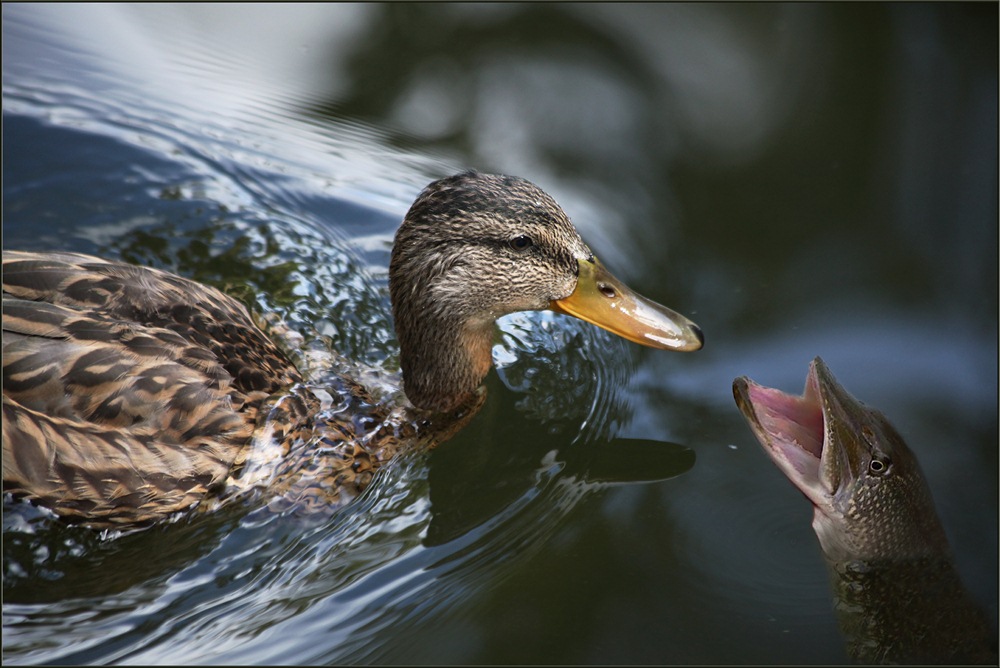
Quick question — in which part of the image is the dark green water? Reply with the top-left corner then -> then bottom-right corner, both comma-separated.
3,4 -> 996,664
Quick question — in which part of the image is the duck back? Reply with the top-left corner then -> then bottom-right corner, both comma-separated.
2,251 -> 302,527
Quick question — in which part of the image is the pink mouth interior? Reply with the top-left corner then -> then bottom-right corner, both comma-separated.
747,377 -> 825,479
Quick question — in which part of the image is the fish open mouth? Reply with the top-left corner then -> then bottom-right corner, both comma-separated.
733,359 -> 829,507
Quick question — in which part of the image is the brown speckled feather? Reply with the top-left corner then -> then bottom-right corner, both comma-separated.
2,250 -> 482,529
3,251 -> 301,394
2,250 -> 302,526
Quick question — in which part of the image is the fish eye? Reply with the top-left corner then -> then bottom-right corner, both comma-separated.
868,457 -> 891,475
509,234 -> 533,251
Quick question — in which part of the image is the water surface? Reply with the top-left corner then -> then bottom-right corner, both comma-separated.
3,4 -> 996,664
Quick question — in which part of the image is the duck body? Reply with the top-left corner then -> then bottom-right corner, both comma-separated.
3,250 -> 300,525
2,250 -> 476,527
3,171 -> 702,528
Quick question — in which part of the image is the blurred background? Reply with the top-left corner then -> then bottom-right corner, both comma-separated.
3,3 -> 996,664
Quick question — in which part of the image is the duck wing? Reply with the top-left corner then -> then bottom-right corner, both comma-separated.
2,251 -> 302,527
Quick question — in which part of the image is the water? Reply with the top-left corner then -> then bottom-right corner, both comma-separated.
3,3 -> 996,664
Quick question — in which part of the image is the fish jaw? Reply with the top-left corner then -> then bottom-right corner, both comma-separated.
733,363 -> 831,511
732,358 -> 869,519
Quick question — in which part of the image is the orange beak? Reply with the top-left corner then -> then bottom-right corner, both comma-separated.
550,257 -> 703,351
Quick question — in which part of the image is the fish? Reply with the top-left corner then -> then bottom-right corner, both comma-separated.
733,357 -> 996,664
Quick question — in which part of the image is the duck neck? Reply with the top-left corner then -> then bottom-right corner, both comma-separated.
395,310 -> 495,413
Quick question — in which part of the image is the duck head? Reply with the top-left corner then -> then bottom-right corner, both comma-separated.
389,171 -> 703,412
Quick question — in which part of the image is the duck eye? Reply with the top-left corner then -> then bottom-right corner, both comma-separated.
509,235 -> 533,251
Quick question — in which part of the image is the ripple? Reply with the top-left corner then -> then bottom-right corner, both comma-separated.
494,310 -> 634,444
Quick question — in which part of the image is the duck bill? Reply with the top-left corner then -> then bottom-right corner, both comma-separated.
549,257 -> 704,351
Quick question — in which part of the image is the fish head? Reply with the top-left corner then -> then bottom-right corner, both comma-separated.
733,357 -> 946,562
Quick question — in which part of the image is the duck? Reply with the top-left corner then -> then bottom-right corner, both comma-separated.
2,171 -> 703,529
